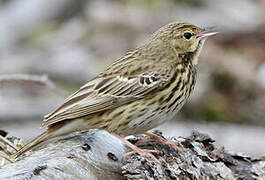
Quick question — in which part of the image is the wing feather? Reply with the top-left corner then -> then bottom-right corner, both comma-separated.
42,53 -> 171,128
42,72 -> 168,127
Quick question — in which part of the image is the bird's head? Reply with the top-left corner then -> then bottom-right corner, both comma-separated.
151,22 -> 218,65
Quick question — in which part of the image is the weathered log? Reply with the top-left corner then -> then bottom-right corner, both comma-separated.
0,130 -> 264,180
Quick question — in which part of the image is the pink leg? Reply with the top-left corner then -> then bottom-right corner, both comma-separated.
114,134 -> 161,164
136,132 -> 183,153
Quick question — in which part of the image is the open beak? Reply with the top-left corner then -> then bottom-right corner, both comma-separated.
196,28 -> 219,40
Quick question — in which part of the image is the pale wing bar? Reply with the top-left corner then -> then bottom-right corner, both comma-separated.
42,72 -> 166,127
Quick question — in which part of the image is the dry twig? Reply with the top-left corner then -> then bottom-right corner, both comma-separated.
0,74 -> 65,97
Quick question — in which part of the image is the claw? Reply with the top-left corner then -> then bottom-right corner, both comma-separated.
136,132 -> 184,153
114,134 -> 162,164
122,149 -> 161,164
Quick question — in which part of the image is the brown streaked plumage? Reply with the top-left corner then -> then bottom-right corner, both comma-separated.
13,22 -> 218,159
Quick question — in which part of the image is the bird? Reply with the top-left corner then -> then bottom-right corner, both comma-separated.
13,22 -> 218,160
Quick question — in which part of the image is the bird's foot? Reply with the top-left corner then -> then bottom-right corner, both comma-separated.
114,134 -> 161,164
122,147 -> 161,164
136,132 -> 183,153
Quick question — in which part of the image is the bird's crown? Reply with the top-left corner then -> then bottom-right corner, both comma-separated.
149,22 -> 218,64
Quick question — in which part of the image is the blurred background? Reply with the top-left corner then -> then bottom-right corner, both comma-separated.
0,0 -> 264,156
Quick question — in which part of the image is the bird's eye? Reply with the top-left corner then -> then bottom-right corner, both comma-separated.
183,32 -> 192,40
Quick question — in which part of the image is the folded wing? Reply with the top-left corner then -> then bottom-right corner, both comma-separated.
42,71 -> 169,127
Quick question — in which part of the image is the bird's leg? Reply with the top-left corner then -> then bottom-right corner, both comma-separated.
136,132 -> 183,153
114,134 -> 161,164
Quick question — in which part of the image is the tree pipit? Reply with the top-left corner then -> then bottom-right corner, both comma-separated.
13,22 -> 218,161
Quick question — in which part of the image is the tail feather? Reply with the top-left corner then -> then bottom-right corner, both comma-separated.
12,131 -> 51,159
13,119 -> 86,160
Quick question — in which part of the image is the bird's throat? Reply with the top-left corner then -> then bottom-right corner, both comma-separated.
178,52 -> 194,65
177,40 -> 205,66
